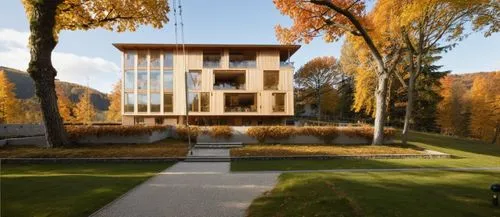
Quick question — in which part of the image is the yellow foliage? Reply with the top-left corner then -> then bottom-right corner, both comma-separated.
207,126 -> 233,139
107,80 -> 121,122
22,0 -> 169,36
469,72 -> 500,142
56,84 -> 73,122
0,71 -> 22,123
73,89 -> 96,124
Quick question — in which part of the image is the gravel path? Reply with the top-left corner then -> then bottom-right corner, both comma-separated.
91,162 -> 278,217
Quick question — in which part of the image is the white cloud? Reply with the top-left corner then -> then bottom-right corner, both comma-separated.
0,28 -> 119,93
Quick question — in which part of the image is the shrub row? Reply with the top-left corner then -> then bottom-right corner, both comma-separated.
246,126 -> 396,143
175,125 -> 233,141
65,126 -> 169,140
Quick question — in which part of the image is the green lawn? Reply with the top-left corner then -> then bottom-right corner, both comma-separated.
231,131 -> 500,171
247,171 -> 500,217
1,163 -> 173,217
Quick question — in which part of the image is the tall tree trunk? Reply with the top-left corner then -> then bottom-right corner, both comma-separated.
317,89 -> 321,123
402,73 -> 416,144
402,52 -> 422,145
26,0 -> 68,147
373,72 -> 389,145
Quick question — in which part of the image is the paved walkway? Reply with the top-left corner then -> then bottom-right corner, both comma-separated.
91,162 -> 278,217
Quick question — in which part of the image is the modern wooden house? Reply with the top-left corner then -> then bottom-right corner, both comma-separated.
113,44 -> 300,126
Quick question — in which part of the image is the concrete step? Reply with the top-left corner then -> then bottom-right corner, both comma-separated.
185,156 -> 231,162
195,142 -> 243,149
195,144 -> 243,148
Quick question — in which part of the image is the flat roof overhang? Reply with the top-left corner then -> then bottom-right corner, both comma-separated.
112,43 -> 301,59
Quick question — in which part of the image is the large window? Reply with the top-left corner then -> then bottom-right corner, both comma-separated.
224,93 -> 257,112
163,70 -> 173,91
164,93 -> 173,112
150,93 -> 161,112
125,51 -> 136,69
229,50 -> 256,68
124,93 -> 135,112
264,70 -> 279,90
200,92 -> 210,112
150,71 -> 161,91
213,70 -> 245,90
187,70 -> 201,90
124,70 -> 135,91
138,50 -> 148,68
137,94 -> 147,112
188,92 -> 200,112
203,51 -> 221,68
164,51 -> 173,68
272,93 -> 285,112
150,51 -> 161,68
187,92 -> 210,112
137,71 -> 147,90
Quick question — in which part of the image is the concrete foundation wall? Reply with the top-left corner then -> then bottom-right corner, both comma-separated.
195,126 -> 390,144
76,130 -> 170,144
0,124 -> 45,137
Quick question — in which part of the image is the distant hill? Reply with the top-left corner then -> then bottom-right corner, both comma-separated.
0,66 -> 110,111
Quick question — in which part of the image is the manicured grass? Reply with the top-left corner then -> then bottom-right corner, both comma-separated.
231,144 -> 422,157
247,171 -> 500,217
1,163 -> 173,217
0,139 -> 188,158
231,131 -> 500,171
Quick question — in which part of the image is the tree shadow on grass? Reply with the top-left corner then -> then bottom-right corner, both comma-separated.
247,171 -> 500,217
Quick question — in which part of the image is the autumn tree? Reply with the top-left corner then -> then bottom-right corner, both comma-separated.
0,71 -> 22,123
21,0 -> 169,147
469,72 -> 500,143
437,75 -> 469,136
73,88 -> 96,124
295,56 -> 341,121
56,84 -> 73,122
107,79 -> 122,122
275,0 -> 407,144
373,0 -> 498,144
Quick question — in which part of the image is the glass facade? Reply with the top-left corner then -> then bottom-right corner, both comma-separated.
164,51 -> 173,68
200,92 -> 210,112
188,92 -> 210,112
203,51 -> 221,68
150,51 -> 161,68
150,71 -> 161,91
124,70 -> 134,91
188,92 -> 200,112
272,93 -> 285,112
187,70 -> 201,90
229,50 -> 256,68
137,71 -> 147,90
264,70 -> 279,90
164,93 -> 173,112
138,51 -> 148,68
164,70 -> 173,91
137,94 -> 147,112
125,51 -> 136,69
124,93 -> 135,112
224,93 -> 257,112
150,93 -> 161,112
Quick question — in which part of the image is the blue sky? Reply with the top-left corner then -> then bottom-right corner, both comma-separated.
0,0 -> 498,93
